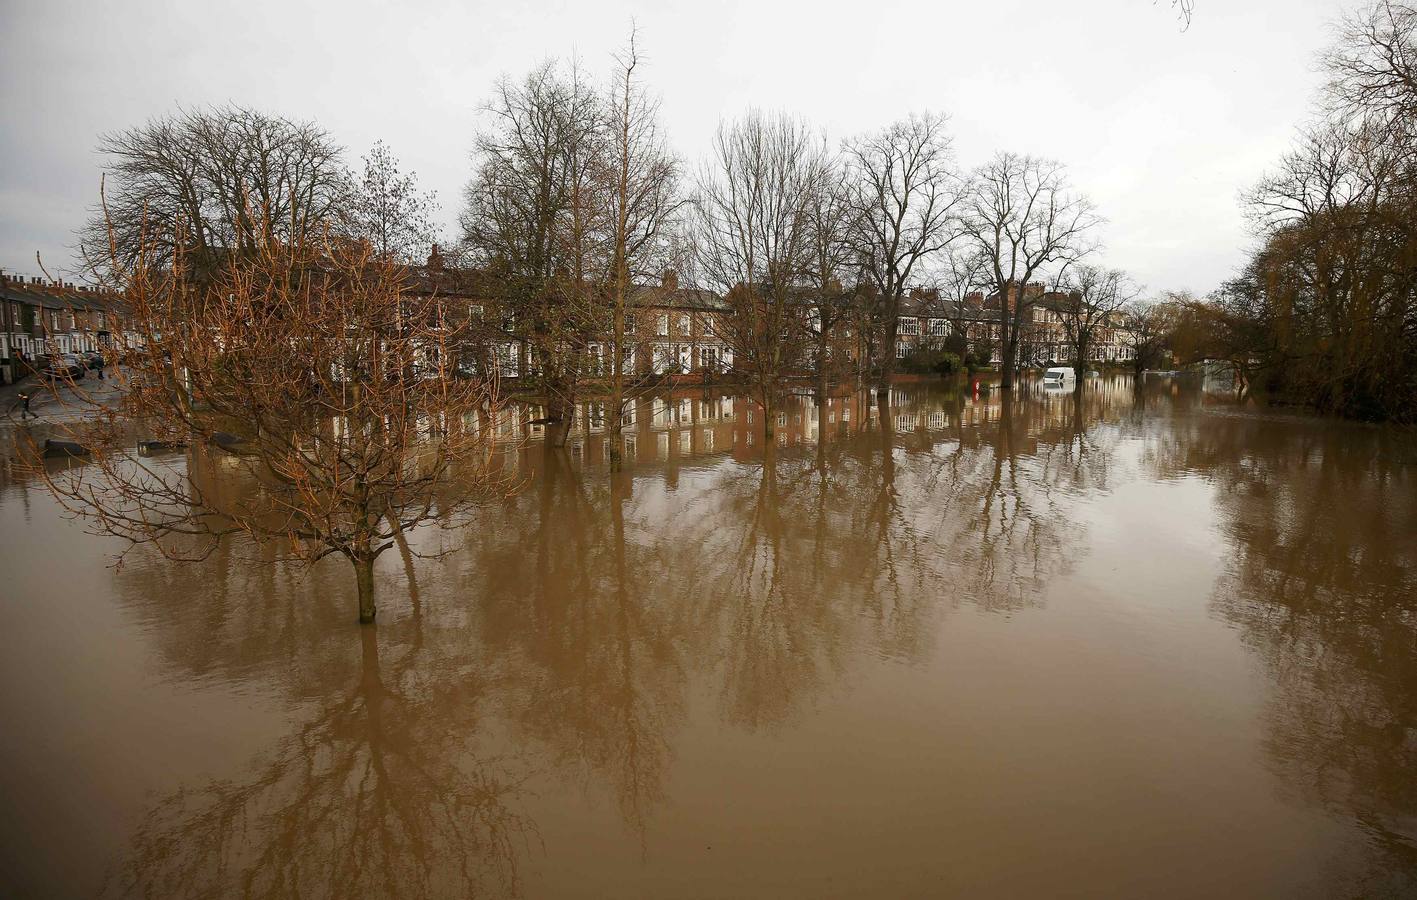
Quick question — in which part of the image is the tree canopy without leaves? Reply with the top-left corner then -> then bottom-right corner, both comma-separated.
81,106 -> 347,285
692,111 -> 827,435
460,59 -> 607,442
844,112 -> 963,385
601,33 -> 685,468
42,210 -> 507,624
1055,264 -> 1137,376
346,140 -> 441,265
961,152 -> 1099,388
1193,0 -> 1417,419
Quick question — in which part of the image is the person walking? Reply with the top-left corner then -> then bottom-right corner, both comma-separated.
17,389 -> 32,419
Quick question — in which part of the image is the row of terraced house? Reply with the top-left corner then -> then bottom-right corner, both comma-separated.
3,255 -> 1136,387
892,282 -> 1137,367
0,272 -> 135,385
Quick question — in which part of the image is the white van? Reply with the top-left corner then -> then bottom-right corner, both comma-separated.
1042,366 -> 1075,385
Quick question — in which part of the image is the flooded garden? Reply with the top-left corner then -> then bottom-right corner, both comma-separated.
1,375 -> 1414,897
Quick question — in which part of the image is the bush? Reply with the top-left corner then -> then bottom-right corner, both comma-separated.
901,348 -> 962,377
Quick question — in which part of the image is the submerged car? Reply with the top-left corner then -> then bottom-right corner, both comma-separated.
37,355 -> 87,381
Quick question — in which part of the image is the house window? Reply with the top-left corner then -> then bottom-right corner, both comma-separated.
928,318 -> 947,336
676,313 -> 690,336
896,343 -> 908,358
656,314 -> 669,336
897,318 -> 919,336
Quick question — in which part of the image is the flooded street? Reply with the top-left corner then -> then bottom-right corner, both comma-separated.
2,376 -> 1415,898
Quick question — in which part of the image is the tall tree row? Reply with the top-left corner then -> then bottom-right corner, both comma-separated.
1180,0 -> 1417,421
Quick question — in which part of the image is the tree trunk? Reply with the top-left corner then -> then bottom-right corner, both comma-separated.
608,354 -> 625,471
608,398 -> 624,470
879,296 -> 899,390
546,390 -> 573,448
355,554 -> 376,624
1000,312 -> 1015,391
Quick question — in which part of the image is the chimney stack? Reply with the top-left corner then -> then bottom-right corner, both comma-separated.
661,270 -> 678,292
427,243 -> 444,271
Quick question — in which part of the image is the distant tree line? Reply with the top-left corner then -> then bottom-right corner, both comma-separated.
1173,1 -> 1417,421
78,33 -> 1129,419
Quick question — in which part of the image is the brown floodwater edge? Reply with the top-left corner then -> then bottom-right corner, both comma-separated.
1,375 -> 1414,898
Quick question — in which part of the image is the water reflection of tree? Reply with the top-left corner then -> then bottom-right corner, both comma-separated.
908,387 -> 1111,613
464,451 -> 688,837
105,626 -> 532,898
705,445 -> 856,730
100,380 -> 1177,882
1149,414 -> 1417,893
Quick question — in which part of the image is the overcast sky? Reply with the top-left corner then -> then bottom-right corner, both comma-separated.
1,0 -> 1347,294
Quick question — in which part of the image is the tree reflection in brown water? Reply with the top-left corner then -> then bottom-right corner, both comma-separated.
3,376 -> 1416,897
99,587 -> 533,898
1146,410 -> 1417,895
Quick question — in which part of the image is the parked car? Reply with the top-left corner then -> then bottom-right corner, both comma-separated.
80,350 -> 105,370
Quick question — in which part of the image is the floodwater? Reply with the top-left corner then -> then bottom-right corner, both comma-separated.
1,376 -> 1415,898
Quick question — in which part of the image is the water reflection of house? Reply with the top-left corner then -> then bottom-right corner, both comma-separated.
488,386 -> 871,468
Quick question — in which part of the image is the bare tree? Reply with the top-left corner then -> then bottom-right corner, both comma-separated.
461,60 -> 605,445
80,106 -> 347,285
1121,298 -> 1176,375
961,152 -> 1099,389
802,150 -> 858,400
602,33 -> 684,470
1323,1 -> 1417,129
1208,2 -> 1417,421
935,244 -> 990,361
692,112 -> 825,439
39,207 -> 506,625
843,112 -> 963,392
1054,264 -> 1137,378
346,140 -> 441,264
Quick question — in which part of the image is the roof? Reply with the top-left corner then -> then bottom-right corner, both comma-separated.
0,276 -> 120,312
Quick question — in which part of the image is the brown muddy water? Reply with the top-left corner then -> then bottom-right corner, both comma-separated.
1,376 -> 1415,898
